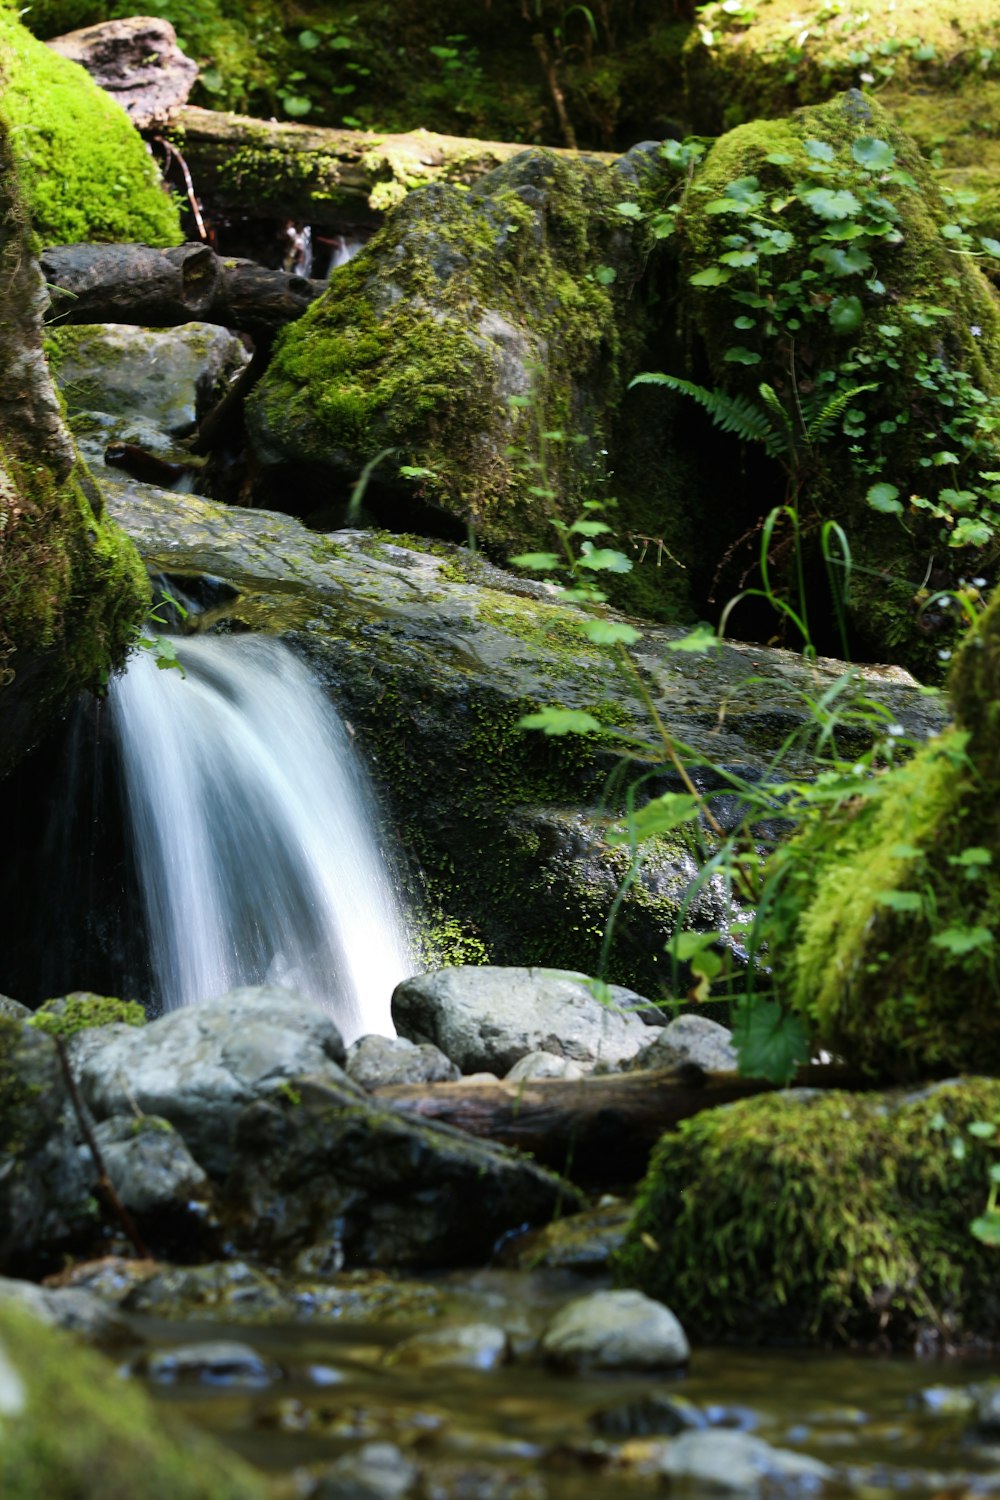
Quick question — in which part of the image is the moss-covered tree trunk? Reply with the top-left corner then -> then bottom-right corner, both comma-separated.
0,118 -> 149,774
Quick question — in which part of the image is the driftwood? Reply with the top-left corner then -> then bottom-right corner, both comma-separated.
41,241 -> 324,338
159,105 -> 617,223
374,1063 -> 874,1184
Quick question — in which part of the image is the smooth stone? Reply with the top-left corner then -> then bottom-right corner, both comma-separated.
629,1013 -> 739,1073
384,1323 -> 509,1372
504,1051 -> 585,1082
0,1275 -> 137,1349
138,1340 -> 281,1388
346,1033 -> 459,1089
93,1114 -> 213,1215
644,1429 -> 834,1494
315,1441 -> 419,1500
541,1289 -> 689,1372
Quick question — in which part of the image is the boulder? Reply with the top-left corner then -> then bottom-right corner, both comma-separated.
541,1289 -> 689,1371
629,1014 -> 738,1073
92,1115 -> 219,1254
346,1034 -> 460,1090
643,1430 -> 834,1495
46,17 -> 198,129
0,1300 -> 267,1499
392,967 -> 653,1074
616,1079 -> 1000,1347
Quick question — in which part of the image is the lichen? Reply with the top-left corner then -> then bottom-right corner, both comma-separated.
0,9 -> 182,245
615,1078 -> 1000,1347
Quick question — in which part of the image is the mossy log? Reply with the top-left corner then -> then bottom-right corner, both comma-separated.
41,241 -> 324,338
161,105 -> 616,222
374,1062 -> 872,1183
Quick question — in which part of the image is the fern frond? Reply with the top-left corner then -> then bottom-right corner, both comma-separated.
804,382 -> 877,446
756,383 -> 795,454
630,371 -> 776,450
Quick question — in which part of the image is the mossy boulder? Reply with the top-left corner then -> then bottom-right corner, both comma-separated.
672,91 -> 1000,671
0,1300 -> 268,1499
248,144 -> 708,623
768,581 -> 1000,1080
0,116 -> 150,774
616,1079 -> 1000,1347
0,8 -> 182,245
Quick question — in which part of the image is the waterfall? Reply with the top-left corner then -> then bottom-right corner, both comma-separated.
110,633 -> 414,1043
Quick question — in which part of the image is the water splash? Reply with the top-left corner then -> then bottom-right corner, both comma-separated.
110,634 -> 414,1043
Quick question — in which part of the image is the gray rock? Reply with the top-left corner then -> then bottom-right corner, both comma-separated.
346,1033 -> 460,1089
138,1340 -> 281,1387
47,16 -> 198,129
68,987 -> 351,1177
47,321 -> 248,470
648,1430 -> 834,1494
384,1323 -> 509,1372
505,1051 -> 586,1082
630,1013 -> 739,1073
541,1289 -> 689,1371
0,1275 -> 137,1349
590,1391 -> 709,1437
315,1442 -> 419,1500
392,967 -> 653,1075
94,1115 -> 213,1215
0,996 -> 30,1020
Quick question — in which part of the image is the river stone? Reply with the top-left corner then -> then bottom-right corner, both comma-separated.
67,987 -> 353,1177
629,1014 -> 739,1073
505,1051 -> 586,1082
137,1340 -> 281,1388
591,1392 -> 709,1438
47,320 -> 248,470
346,1033 -> 460,1089
315,1442 -> 419,1500
392,967 -> 653,1075
0,1275 -> 137,1349
646,1430 -> 835,1494
541,1289 -> 689,1372
384,1323 -> 509,1372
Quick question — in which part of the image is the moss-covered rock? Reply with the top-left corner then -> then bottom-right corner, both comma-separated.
0,117 -> 151,775
671,91 -> 1000,672
616,1078 -> 1000,1347
768,581 -> 1000,1079
0,1300 -> 268,1499
0,8 -> 182,245
29,993 -> 146,1039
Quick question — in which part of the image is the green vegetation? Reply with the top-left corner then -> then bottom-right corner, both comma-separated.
0,8 -> 182,245
29,994 -> 146,1038
616,1080 -> 1000,1346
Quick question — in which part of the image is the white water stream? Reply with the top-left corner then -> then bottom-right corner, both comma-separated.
110,634 -> 414,1043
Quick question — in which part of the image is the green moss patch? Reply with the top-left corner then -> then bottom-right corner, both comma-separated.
616,1079 -> 1000,1346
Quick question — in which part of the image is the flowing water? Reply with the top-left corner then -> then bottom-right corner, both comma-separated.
110,633 -> 414,1043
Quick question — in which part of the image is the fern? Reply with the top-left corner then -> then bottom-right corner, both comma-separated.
804,383 -> 877,446
630,372 -> 777,451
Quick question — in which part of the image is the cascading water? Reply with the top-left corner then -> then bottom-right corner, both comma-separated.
109,633 -> 415,1044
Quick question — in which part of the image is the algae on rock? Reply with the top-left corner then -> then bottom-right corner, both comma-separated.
616,1079 -> 1000,1347
0,7 -> 182,245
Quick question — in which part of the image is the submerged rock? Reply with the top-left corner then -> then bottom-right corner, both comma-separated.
136,1340 -> 282,1388
392,967 -> 653,1075
638,1429 -> 834,1495
383,1323 -> 510,1373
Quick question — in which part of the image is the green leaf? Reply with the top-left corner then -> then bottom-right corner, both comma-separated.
950,517 -> 993,549
666,624 -> 718,652
930,925 -> 995,956
594,264 -> 617,284
510,551 -> 561,570
672,930 -> 719,962
801,186 -> 863,220
852,137 -> 896,170
828,295 -> 864,334
298,28 -> 321,47
970,1212 -> 1000,1246
616,200 -> 642,218
866,481 -> 902,515
281,94 -> 313,117
874,889 -> 924,912
932,450 -> 961,465
950,847 -> 992,867
723,346 -> 762,364
568,519 -> 613,536
719,249 -> 759,267
980,237 -> 1000,259
579,619 -> 642,646
519,708 -> 603,735
608,793 -> 701,845
689,265 -> 733,287
577,546 -> 633,573
733,998 -> 811,1085
399,465 -> 435,479
803,138 -> 836,162
968,1120 -> 998,1139
811,244 -> 873,277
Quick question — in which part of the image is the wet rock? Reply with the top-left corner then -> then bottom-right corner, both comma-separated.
138,1339 -> 281,1388
392,967 -> 652,1075
47,321 -> 248,472
917,1385 -> 977,1418
629,1014 -> 738,1073
590,1391 -> 709,1438
384,1323 -> 509,1372
347,1034 -> 460,1089
0,997 -> 30,1020
541,1289 -> 689,1372
640,1429 -> 834,1494
46,16 -> 198,129
505,1052 -> 586,1083
314,1441 -> 419,1500
0,1274 -> 137,1349
68,987 -> 352,1177
498,1201 -> 630,1275
93,1115 -> 218,1254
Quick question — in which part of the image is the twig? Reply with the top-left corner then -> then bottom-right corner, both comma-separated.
153,135 -> 208,242
532,34 -> 578,149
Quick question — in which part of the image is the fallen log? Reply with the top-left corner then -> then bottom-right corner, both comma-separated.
373,1062 -> 875,1184
40,241 -> 324,338
159,105 -> 617,223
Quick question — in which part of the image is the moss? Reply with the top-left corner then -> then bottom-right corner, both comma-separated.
0,10 -> 182,245
615,1078 -> 1000,1347
766,583 -> 1000,1079
0,1300 -> 268,1499
29,993 -> 146,1039
0,1016 -> 41,1155
882,77 -> 1000,243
